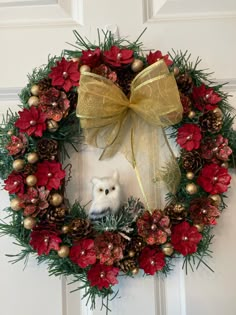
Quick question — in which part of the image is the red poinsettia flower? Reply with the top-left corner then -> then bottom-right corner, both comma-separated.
146,50 -> 173,66
38,88 -> 70,122
20,186 -> 50,217
87,263 -> 119,289
30,228 -> 61,255
137,210 -> 171,245
69,239 -> 96,268
6,134 -> 28,156
177,124 -> 202,151
192,84 -> 222,112
4,171 -> 25,195
15,107 -> 47,137
80,48 -> 101,68
103,46 -> 134,67
197,163 -> 231,194
139,246 -> 166,275
190,198 -> 220,225
200,134 -> 232,162
94,231 -> 125,265
92,64 -> 117,82
49,57 -> 80,92
171,221 -> 202,256
35,161 -> 66,191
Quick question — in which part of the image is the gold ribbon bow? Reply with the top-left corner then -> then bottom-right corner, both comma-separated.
76,60 -> 183,210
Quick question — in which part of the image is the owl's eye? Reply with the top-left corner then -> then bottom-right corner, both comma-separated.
112,186 -> 115,190
99,188 -> 103,192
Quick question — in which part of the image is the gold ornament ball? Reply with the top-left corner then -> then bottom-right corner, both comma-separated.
61,225 -> 70,234
58,245 -> 70,258
208,194 -> 221,206
28,96 -> 39,107
162,243 -> 174,256
80,65 -> 91,74
30,85 -> 40,96
50,193 -> 63,207
23,217 -> 36,230
128,250 -> 136,258
10,198 -> 22,211
186,171 -> 194,180
194,223 -> 204,232
221,162 -> 229,168
186,182 -> 198,195
173,67 -> 180,77
27,152 -> 39,164
13,159 -> 25,171
47,120 -> 59,133
188,111 -> 196,119
7,130 -> 13,136
131,59 -> 144,72
26,175 -> 37,187
131,267 -> 139,275
213,107 -> 223,118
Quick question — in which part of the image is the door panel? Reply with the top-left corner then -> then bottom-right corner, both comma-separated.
1,1 -> 236,314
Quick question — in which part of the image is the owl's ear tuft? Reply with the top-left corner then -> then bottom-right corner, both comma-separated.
91,177 -> 100,186
112,170 -> 119,182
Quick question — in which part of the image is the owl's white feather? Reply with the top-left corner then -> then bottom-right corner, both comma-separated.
89,171 -> 122,219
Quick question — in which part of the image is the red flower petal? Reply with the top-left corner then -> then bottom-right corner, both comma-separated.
171,222 -> 202,256
15,107 -> 47,137
30,229 -> 61,255
69,239 -> 96,268
177,124 -> 202,151
139,247 -> 166,275
197,164 -> 231,194
87,263 -> 119,289
35,161 -> 66,191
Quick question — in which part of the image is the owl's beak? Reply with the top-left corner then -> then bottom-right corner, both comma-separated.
105,189 -> 109,195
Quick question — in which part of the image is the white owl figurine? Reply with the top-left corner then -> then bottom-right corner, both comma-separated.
89,171 -> 122,220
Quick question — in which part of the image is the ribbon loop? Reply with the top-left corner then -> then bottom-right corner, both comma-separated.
77,60 -> 183,209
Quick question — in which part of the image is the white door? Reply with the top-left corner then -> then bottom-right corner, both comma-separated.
1,1 -> 236,315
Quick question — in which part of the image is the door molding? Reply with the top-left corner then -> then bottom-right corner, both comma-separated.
142,0 -> 236,22
0,0 -> 83,28
1,79 -> 235,102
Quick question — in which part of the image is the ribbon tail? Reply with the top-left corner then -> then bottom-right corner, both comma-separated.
131,128 -> 151,211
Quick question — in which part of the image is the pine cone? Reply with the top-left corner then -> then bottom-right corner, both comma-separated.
46,206 -> 68,224
37,138 -> 58,160
180,93 -> 192,114
116,68 -> 137,97
38,78 -> 52,93
190,197 -> 220,225
164,203 -> 187,224
67,91 -> 78,110
182,150 -> 202,172
200,110 -> 222,133
176,73 -> 193,94
23,163 -> 37,175
125,236 -> 145,255
68,218 -> 93,240
116,257 -> 138,273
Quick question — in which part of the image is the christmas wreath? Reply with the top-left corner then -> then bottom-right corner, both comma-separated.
0,30 -> 236,312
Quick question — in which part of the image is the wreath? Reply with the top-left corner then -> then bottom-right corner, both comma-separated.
0,30 -> 236,312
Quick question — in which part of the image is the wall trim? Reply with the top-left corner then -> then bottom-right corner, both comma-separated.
154,278 -> 166,315
0,1 -> 57,8
143,0 -> 236,22
0,87 -> 21,101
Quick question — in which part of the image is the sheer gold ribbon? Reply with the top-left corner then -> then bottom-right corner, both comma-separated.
76,60 -> 183,210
